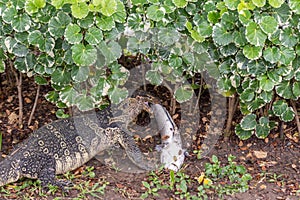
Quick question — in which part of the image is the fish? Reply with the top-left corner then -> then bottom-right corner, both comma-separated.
149,103 -> 185,172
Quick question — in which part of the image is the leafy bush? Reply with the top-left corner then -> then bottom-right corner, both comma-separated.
1,0 -> 300,139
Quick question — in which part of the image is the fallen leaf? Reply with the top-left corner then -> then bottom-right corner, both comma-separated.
8,112 -> 18,124
259,184 -> 267,190
253,150 -> 268,159
24,97 -> 32,103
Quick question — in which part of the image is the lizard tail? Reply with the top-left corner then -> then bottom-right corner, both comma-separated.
0,158 -> 21,187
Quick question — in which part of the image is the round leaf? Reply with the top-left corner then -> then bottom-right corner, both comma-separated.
85,26 -> 103,45
268,0 -> 284,8
99,0 -> 117,16
263,46 -> 280,63
275,80 -> 294,99
71,66 -> 90,82
259,75 -> 275,92
272,100 -> 288,116
212,23 -> 234,46
48,12 -> 72,38
252,0 -> 266,7
235,124 -> 253,140
259,16 -> 278,34
145,70 -> 163,85
75,94 -> 95,111
108,87 -> 128,104
245,22 -> 267,46
71,2 -> 89,19
172,0 -> 188,8
96,16 -> 115,31
243,45 -> 262,60
146,5 -> 165,21
293,81 -> 300,98
65,24 -> 83,44
281,107 -> 295,122
71,44 -> 97,66
240,114 -> 257,130
174,85 -> 193,103
11,14 -> 31,32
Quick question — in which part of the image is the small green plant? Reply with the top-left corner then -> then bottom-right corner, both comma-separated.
82,166 -> 96,178
204,155 -> 252,197
193,149 -> 202,160
74,180 -> 109,199
140,168 -> 168,199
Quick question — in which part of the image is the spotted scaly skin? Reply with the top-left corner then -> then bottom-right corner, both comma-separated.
0,97 -> 153,189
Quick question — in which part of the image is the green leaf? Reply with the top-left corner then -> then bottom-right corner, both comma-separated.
11,14 -> 31,32
289,0 -> 300,14
255,117 -> 270,139
85,26 -> 103,45
272,100 -> 288,116
245,22 -> 267,46
260,90 -> 273,103
45,91 -> 59,103
158,28 -> 180,46
97,41 -> 122,65
281,107 -> 295,122
263,46 -> 280,63
267,70 -> 282,83
59,86 -> 79,106
275,80 -> 294,99
259,75 -> 275,92
174,85 -> 193,103
75,94 -> 95,111
49,12 -> 72,38
13,43 -> 28,57
51,0 -> 64,8
293,81 -> 300,98
71,44 -> 97,66
235,124 -> 253,140
51,67 -> 71,86
56,109 -> 70,118
247,98 -> 265,111
71,2 -> 89,19
208,11 -> 220,24
224,0 -> 240,10
71,66 -> 90,82
0,60 -> 5,73
145,70 -> 163,85
268,0 -> 284,8
34,75 -> 48,85
77,13 -> 94,29
240,88 -> 255,102
240,114 -> 257,130
2,6 -> 17,24
252,0 -> 266,7
28,30 -> 43,45
146,5 -> 165,21
279,28 -> 298,47
65,24 -> 83,44
242,45 -> 262,60
212,23 -> 233,46
96,16 -> 115,31
99,0 -> 117,16
108,87 -> 128,104
279,47 -> 296,65
112,0 -> 126,23
259,16 -> 278,34
172,0 -> 188,8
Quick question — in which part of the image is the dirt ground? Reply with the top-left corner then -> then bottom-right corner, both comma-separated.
0,73 -> 299,200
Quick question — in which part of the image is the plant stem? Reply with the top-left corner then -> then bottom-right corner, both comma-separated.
28,84 -> 40,126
